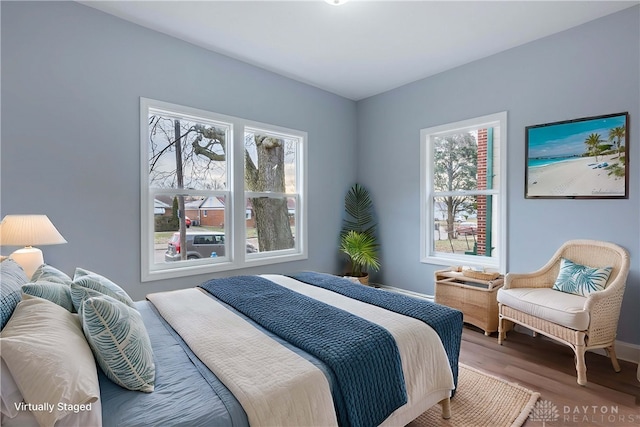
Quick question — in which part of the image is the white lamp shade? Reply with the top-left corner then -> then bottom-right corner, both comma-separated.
0,215 -> 67,246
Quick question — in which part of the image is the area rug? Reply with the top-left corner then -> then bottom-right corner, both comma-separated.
408,364 -> 540,427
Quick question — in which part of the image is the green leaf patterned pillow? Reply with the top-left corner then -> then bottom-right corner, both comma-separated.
22,281 -> 74,312
552,258 -> 612,297
70,283 -> 106,314
80,295 -> 155,392
30,264 -> 72,286
72,268 -> 135,308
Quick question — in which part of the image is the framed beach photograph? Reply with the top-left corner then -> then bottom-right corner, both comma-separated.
525,112 -> 629,199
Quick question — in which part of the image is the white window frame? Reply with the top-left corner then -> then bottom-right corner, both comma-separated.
420,111 -> 507,272
241,124 -> 306,264
140,98 -> 307,282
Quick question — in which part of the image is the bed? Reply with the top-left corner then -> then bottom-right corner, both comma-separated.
0,259 -> 463,427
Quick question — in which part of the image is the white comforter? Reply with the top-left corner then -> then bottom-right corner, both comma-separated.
147,275 -> 454,427
262,275 -> 454,426
147,288 -> 337,427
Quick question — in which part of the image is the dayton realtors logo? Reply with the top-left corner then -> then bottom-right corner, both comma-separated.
529,400 -> 639,425
529,400 -> 560,426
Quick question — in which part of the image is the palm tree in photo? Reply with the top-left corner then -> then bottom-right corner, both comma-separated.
584,133 -> 604,161
606,125 -> 627,178
608,126 -> 626,160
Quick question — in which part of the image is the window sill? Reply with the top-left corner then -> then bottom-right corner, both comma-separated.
421,253 -> 499,272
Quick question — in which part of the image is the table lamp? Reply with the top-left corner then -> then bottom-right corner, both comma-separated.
0,215 -> 67,278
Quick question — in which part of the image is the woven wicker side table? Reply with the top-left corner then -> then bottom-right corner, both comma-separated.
434,269 -> 504,336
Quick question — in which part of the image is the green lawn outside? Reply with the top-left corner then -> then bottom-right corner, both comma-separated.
434,237 -> 477,253
156,225 -> 467,254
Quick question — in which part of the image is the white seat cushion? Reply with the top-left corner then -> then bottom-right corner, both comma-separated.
497,287 -> 589,330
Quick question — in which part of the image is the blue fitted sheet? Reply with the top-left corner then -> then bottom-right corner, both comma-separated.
100,299 -> 336,427
99,301 -> 248,427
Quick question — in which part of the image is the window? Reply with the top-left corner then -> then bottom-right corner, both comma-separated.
141,98 -> 307,281
420,112 -> 507,272
244,127 -> 300,258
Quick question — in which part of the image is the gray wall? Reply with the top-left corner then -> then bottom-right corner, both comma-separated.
357,6 -> 640,344
0,1 -> 357,300
1,2 -> 638,345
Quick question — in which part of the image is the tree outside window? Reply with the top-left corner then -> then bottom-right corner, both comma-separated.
141,99 -> 306,281
421,112 -> 507,272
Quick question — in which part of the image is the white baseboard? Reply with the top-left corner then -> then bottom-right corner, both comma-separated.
379,285 -> 640,368
377,284 -> 434,301
592,340 -> 640,365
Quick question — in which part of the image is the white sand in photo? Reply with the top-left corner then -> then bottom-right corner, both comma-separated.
527,154 -> 625,197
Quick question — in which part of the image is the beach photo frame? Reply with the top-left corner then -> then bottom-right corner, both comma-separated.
525,112 -> 629,199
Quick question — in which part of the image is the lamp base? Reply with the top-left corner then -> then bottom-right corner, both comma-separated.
10,247 -> 44,279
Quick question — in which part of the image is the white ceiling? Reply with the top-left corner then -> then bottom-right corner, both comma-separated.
81,1 -> 638,100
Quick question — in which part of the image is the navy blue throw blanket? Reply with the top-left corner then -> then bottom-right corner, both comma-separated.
199,275 -> 407,427
288,272 -> 463,396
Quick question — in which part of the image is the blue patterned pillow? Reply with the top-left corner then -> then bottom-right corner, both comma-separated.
80,295 -> 155,392
72,268 -> 135,308
30,264 -> 72,286
0,259 -> 28,329
552,258 -> 612,297
22,281 -> 74,312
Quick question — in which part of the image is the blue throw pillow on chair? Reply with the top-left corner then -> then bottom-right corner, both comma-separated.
552,257 -> 612,297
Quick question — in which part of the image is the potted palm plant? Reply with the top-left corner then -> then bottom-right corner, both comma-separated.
340,183 -> 380,284
340,231 -> 380,284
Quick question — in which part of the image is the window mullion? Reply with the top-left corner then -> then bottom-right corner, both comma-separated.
232,121 -> 245,264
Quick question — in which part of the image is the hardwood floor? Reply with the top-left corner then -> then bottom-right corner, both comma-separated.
459,326 -> 640,426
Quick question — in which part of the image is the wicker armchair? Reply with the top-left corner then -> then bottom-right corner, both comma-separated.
497,240 -> 630,385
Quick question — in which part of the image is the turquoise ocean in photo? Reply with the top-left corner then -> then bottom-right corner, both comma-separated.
527,156 -> 582,168
527,114 -> 627,164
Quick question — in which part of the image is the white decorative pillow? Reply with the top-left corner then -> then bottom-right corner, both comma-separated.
81,295 -> 155,392
0,298 -> 100,427
22,281 -> 75,312
30,264 -> 73,286
72,268 -> 135,308
552,258 -> 613,297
